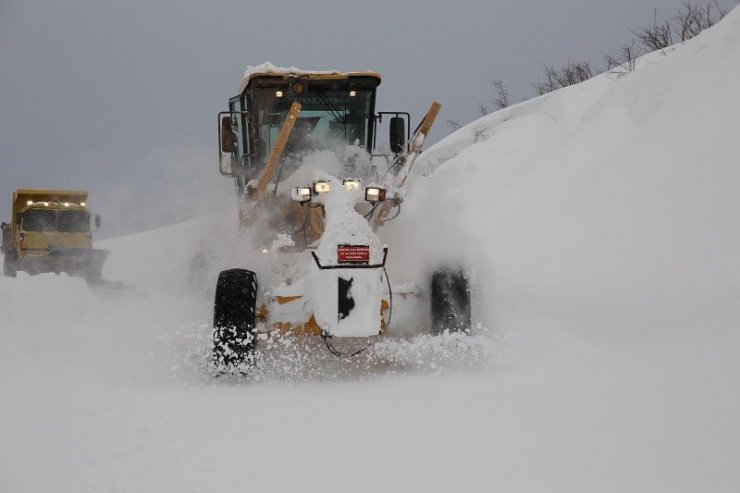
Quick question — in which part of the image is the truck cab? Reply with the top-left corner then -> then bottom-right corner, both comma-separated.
218,68 -> 408,197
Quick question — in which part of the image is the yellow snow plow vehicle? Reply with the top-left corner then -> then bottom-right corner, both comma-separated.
2,189 -> 107,280
212,65 -> 470,368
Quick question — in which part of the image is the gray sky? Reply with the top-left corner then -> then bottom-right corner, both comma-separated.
0,0 -> 729,237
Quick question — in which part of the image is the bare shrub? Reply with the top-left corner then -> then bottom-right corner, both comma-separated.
489,80 -> 510,111
634,9 -> 673,50
447,80 -> 510,131
446,119 -> 463,131
454,0 -> 734,129
606,41 -> 642,77
533,66 -> 558,96
674,1 -> 728,41
633,2 -> 731,52
534,60 -> 593,95
473,80 -> 512,117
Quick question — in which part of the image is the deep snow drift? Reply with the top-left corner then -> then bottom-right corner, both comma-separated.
2,8 -> 740,492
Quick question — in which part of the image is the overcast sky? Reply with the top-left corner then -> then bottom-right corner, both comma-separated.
0,0 -> 733,237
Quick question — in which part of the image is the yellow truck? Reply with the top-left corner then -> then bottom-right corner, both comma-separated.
2,189 -> 107,279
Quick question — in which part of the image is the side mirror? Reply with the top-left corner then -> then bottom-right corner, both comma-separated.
95,215 -> 102,229
15,212 -> 22,225
219,115 -> 237,176
220,116 -> 237,153
389,116 -> 405,154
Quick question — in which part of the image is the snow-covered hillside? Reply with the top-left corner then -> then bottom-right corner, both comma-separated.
2,8 -> 739,492
406,11 -> 740,341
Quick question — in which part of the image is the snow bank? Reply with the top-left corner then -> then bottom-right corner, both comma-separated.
399,7 -> 740,341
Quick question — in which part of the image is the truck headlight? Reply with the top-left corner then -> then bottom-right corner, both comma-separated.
343,179 -> 362,191
290,187 -> 312,203
313,181 -> 332,194
365,186 -> 387,203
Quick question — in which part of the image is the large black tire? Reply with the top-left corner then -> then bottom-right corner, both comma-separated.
3,251 -> 18,278
213,269 -> 258,367
431,268 -> 471,335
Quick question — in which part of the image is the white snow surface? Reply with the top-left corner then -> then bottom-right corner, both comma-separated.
3,10 -> 740,492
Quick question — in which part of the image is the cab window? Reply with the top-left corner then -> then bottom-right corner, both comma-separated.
58,210 -> 90,233
253,87 -> 373,159
22,210 -> 57,232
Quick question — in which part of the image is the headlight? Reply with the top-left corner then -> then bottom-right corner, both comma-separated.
365,186 -> 387,203
343,179 -> 362,191
290,186 -> 312,203
313,181 -> 332,194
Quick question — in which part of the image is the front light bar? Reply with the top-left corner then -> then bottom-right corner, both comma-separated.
365,186 -> 387,203
313,181 -> 332,194
290,183 -> 387,204
343,179 -> 362,191
290,187 -> 312,203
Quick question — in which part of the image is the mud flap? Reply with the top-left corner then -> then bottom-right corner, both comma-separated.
311,268 -> 384,338
338,276 -> 356,320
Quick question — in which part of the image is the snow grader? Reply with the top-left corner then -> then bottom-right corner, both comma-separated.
213,65 -> 470,368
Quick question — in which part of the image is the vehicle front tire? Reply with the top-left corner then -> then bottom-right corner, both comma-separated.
213,268 -> 258,368
430,267 -> 471,335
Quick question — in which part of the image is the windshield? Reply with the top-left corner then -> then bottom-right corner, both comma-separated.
58,210 -> 90,233
254,87 -> 373,159
22,209 -> 90,233
22,210 -> 57,232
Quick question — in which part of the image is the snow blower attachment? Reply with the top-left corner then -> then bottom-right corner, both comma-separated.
212,66 -> 470,369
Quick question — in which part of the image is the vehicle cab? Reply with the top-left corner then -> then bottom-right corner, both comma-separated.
218,66 -> 407,196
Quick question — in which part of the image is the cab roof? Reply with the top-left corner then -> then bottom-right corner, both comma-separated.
238,62 -> 381,94
12,189 -> 89,213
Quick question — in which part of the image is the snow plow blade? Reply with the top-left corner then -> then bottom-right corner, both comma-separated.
47,247 -> 109,280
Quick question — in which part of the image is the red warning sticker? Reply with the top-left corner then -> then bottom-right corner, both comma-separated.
337,245 -> 370,263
